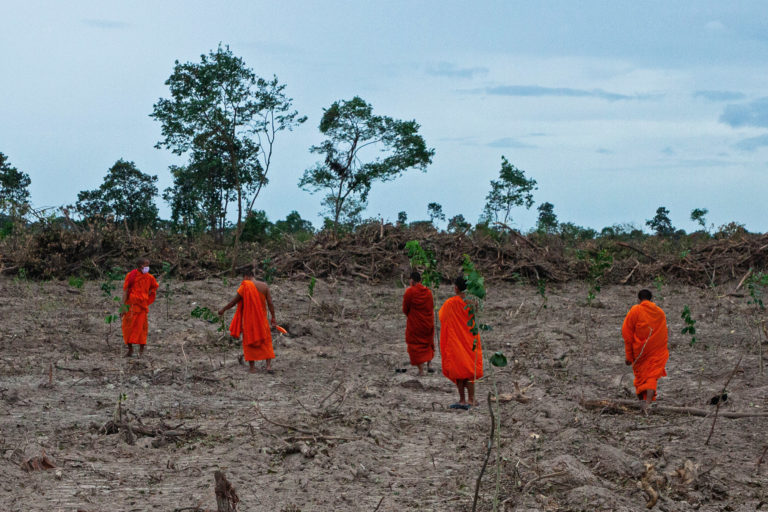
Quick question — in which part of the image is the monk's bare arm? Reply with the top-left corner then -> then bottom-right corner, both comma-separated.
265,288 -> 277,326
218,293 -> 242,317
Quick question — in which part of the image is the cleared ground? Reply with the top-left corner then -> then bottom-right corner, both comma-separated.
1,275 -> 767,511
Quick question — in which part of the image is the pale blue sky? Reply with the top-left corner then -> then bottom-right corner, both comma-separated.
2,1 -> 767,231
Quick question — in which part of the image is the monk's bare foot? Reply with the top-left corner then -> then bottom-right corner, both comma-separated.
124,347 -> 133,358
238,355 -> 244,365
248,367 -> 258,374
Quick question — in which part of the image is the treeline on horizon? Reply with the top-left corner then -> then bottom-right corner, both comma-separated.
0,44 -> 758,281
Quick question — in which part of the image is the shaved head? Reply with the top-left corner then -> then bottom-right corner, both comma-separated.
638,289 -> 652,301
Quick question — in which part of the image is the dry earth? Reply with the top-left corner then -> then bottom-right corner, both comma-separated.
1,274 -> 767,511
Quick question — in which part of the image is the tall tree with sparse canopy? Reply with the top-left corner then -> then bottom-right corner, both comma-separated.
646,206 -> 675,236
0,152 -> 31,216
482,156 -> 537,226
75,159 -> 159,228
299,96 -> 434,229
151,44 -> 305,248
536,202 -> 558,233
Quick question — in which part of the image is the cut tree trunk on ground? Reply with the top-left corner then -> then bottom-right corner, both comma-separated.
214,470 -> 239,512
581,399 -> 768,418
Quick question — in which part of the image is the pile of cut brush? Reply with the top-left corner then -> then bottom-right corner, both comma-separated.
2,219 -> 767,286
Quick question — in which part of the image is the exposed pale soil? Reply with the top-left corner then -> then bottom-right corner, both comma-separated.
1,275 -> 767,511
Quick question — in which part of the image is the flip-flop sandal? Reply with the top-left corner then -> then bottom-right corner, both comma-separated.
395,368 -> 407,374
449,403 -> 470,410
427,368 -> 435,373
266,369 -> 275,375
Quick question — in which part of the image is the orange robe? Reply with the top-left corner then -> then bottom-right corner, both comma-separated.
121,270 -> 158,345
439,295 -> 483,382
403,284 -> 435,365
229,280 -> 274,362
622,300 -> 669,400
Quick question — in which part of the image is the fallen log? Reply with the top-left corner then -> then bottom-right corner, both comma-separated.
581,399 -> 768,418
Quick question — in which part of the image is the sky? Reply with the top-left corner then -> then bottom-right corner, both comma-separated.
2,1 -> 768,232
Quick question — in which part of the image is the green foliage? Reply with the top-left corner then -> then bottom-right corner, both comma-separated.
75,159 -> 159,229
241,210 -> 273,243
0,152 -> 31,216
447,214 -> 471,233
558,222 -> 597,245
405,240 -> 441,289
680,305 -> 697,346
101,267 -> 126,333
396,211 -> 408,225
537,278 -> 548,308
261,256 -> 276,284
427,202 -> 445,224
690,208 -> 708,230
299,96 -> 434,229
461,254 -> 487,301
308,276 -> 317,298
152,45 -> 305,235
645,206 -> 675,236
490,352 -> 508,367
579,249 -> 613,305
191,306 -> 226,332
653,275 -> 664,299
482,156 -> 537,225
536,202 -> 558,233
68,276 -> 85,289
747,271 -> 768,310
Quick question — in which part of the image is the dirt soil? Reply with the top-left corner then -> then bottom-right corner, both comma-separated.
1,275 -> 767,511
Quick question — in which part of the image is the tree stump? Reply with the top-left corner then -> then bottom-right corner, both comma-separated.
214,470 -> 239,512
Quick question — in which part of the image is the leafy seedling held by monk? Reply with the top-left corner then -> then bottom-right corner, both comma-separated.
102,267 -> 127,345
405,240 -> 441,290
191,306 -> 226,332
161,261 -> 173,320
462,254 -> 507,512
406,240 -> 443,359
681,305 -> 697,347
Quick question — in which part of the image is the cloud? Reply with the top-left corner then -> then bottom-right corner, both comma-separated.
471,85 -> 647,101
720,97 -> 768,128
596,148 -> 613,155
704,20 -> 726,33
81,19 -> 129,29
426,62 -> 488,79
693,90 -> 745,102
487,137 -> 534,149
661,146 -> 676,156
735,134 -> 768,151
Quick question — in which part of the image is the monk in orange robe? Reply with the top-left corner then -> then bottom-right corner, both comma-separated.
219,267 -> 277,374
121,258 -> 159,358
439,276 -> 483,409
622,289 -> 669,413
402,271 -> 435,376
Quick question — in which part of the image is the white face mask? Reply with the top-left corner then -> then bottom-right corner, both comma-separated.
141,266 -> 150,274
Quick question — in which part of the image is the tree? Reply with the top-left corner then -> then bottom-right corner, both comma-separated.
447,214 -> 471,233
0,152 -> 31,215
691,208 -> 708,230
163,148 -> 237,236
536,202 -> 558,233
75,159 -> 159,228
482,156 -> 537,226
151,44 -> 305,246
274,211 -> 314,235
299,96 -> 434,229
427,202 -> 445,224
646,206 -> 675,236
397,211 -> 408,226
